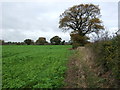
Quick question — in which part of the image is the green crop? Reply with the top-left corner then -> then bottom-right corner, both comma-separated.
2,45 -> 72,88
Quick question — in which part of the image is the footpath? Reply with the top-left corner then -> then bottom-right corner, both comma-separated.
64,47 -> 114,88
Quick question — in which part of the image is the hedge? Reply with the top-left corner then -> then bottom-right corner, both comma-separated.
87,35 -> 120,87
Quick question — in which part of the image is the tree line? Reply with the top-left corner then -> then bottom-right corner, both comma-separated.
0,36 -> 71,45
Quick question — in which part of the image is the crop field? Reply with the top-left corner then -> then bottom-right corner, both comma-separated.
2,45 -> 72,88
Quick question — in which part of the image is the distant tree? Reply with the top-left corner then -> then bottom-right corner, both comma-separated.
24,39 -> 34,45
14,42 -> 18,45
0,40 -> 4,45
67,40 -> 72,45
36,37 -> 47,45
16,42 -> 25,45
8,42 -> 12,45
61,40 -> 65,45
50,36 -> 62,45
20,42 -> 25,45
59,4 -> 104,47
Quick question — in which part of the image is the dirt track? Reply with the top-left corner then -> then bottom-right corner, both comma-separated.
64,47 -> 114,88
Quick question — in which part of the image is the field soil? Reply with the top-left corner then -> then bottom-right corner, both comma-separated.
64,47 -> 114,88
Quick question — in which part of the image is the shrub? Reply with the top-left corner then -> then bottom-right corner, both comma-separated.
87,35 -> 120,87
70,32 -> 90,48
72,43 -> 81,49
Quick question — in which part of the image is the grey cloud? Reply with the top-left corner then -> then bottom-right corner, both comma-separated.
2,29 -> 26,42
1,1 -> 118,42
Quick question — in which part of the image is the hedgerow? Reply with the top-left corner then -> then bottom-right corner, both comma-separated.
87,35 -> 120,87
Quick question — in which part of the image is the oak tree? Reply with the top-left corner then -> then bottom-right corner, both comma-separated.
59,4 -> 104,47
59,4 -> 104,35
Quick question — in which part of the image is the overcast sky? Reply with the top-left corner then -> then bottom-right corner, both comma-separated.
0,1 -> 119,42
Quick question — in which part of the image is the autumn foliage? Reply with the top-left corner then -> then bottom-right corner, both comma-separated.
59,4 -> 104,48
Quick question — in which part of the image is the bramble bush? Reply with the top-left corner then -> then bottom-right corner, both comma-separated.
86,35 -> 120,87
